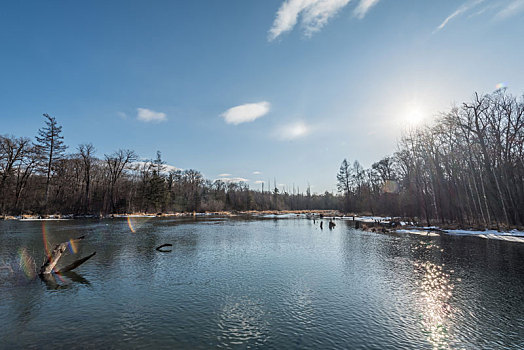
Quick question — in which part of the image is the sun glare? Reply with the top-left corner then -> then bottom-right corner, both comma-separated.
404,102 -> 425,126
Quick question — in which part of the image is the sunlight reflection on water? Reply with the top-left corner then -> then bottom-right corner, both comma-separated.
413,241 -> 454,349
217,297 -> 269,348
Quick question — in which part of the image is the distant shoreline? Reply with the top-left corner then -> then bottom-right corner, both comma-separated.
2,210 -> 343,221
2,211 -> 523,243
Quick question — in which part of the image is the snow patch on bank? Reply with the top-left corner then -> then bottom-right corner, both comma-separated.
396,229 -> 440,237
395,227 -> 524,243
445,229 -> 524,243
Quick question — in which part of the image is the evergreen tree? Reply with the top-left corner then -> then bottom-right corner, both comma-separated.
337,158 -> 352,212
35,113 -> 67,209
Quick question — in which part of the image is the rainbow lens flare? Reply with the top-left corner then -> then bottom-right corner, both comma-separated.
42,222 -> 51,258
382,180 -> 399,194
127,216 -> 153,233
41,222 -> 66,280
127,217 -> 136,233
68,239 -> 78,254
18,248 -> 36,280
495,82 -> 507,90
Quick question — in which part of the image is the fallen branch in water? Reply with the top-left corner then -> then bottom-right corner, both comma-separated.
56,252 -> 96,274
155,243 -> 173,252
39,236 -> 95,276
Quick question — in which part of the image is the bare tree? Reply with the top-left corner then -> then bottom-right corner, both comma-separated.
104,149 -> 137,213
0,135 -> 32,214
78,143 -> 96,213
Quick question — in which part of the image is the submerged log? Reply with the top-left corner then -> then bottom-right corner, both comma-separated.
56,252 -> 96,274
156,243 -> 173,252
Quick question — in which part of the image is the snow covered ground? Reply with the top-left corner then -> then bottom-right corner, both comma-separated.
445,229 -> 524,243
396,228 -> 524,243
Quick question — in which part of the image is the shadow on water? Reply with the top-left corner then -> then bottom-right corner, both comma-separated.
61,271 -> 91,285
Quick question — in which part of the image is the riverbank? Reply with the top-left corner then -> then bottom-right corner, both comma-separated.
3,211 -> 523,243
1,210 -> 343,221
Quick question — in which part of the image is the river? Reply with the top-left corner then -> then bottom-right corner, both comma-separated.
1,216 -> 523,349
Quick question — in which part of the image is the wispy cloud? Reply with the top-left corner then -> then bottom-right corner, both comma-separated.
435,2 -> 478,32
215,177 -> 249,183
252,171 -> 262,175
274,121 -> 311,140
254,180 -> 265,184
495,0 -> 524,19
117,111 -> 128,120
221,102 -> 270,125
434,0 -> 522,32
268,0 -> 353,41
353,0 -> 380,19
137,108 -> 167,123
218,173 -> 232,177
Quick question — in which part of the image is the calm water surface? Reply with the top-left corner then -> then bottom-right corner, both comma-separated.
0,217 -> 523,349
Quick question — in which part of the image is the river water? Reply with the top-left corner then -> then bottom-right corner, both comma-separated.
0,216 -> 523,349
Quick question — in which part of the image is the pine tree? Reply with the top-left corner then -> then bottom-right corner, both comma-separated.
35,113 -> 67,209
337,159 -> 352,213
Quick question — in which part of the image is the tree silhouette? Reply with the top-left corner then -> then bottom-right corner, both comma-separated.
35,114 -> 67,210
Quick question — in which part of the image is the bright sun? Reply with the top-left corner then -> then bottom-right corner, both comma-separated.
404,103 -> 425,126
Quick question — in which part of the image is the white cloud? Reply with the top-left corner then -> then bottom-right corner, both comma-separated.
436,7 -> 468,31
254,180 -> 265,184
274,121 -> 311,140
221,102 -> 270,125
353,0 -> 380,19
495,0 -> 524,19
435,0 -> 484,32
268,0 -> 352,41
137,108 -> 167,123
218,173 -> 232,177
252,171 -> 262,175
130,161 -> 180,174
215,177 -> 249,183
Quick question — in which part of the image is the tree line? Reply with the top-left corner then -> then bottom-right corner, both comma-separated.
0,114 -> 338,216
2,89 -> 522,227
336,89 -> 523,228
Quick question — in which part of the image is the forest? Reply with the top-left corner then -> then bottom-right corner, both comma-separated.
337,89 -> 523,228
1,90 -> 523,228
0,114 -> 338,215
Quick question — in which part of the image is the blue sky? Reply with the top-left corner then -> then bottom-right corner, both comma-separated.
1,0 -> 523,193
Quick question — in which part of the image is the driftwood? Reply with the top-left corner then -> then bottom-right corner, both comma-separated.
155,243 -> 173,252
56,252 -> 96,274
39,236 -> 95,276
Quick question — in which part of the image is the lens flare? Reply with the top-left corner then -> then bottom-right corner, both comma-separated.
382,180 -> 399,193
127,217 -> 136,233
42,222 -> 51,258
495,82 -> 507,90
41,222 -> 66,280
68,239 -> 78,254
18,248 -> 36,280
126,216 -> 154,233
